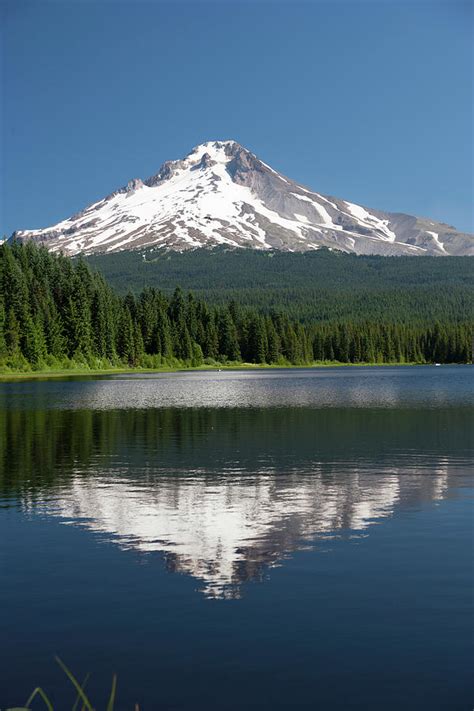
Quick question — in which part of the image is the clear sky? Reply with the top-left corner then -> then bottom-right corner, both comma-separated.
1,0 -> 473,236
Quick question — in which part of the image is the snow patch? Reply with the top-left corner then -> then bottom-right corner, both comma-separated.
425,230 -> 447,253
291,192 -> 342,230
344,201 -> 397,242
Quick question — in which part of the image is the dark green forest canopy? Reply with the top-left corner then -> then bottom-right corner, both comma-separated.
86,247 -> 474,324
0,241 -> 472,372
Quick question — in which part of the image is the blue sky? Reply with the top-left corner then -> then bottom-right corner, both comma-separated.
1,0 -> 473,235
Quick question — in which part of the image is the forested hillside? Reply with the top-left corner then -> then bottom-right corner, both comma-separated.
0,242 -> 472,373
87,248 -> 474,324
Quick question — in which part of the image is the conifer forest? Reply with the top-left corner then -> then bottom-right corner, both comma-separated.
1,242 -> 472,372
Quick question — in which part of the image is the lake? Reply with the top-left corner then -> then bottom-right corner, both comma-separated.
0,366 -> 473,710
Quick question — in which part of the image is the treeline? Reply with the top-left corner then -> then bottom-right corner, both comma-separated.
0,242 -> 472,372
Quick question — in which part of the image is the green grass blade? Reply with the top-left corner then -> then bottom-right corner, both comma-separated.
55,657 -> 93,711
106,674 -> 117,711
23,686 -> 54,711
72,673 -> 90,711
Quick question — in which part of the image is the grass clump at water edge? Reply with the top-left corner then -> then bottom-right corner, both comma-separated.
6,657 -> 138,711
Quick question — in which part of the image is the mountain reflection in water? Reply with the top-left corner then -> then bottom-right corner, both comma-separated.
34,465 -> 454,599
2,398 -> 470,599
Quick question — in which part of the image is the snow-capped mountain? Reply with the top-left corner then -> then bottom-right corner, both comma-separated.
12,140 -> 473,256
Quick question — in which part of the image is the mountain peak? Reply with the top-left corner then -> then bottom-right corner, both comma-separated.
11,141 -> 473,256
143,140 -> 240,188
192,139 -> 240,152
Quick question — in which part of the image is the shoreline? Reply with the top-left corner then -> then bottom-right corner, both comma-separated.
0,361 -> 456,381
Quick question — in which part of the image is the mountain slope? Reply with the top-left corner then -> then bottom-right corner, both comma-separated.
12,140 -> 473,256
86,248 -> 474,325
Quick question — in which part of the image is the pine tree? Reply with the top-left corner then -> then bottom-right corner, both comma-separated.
117,307 -> 135,365
217,309 -> 240,361
5,307 -> 21,355
0,299 -> 7,359
266,317 -> 281,363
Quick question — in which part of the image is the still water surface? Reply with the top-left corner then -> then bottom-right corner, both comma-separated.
0,366 -> 473,709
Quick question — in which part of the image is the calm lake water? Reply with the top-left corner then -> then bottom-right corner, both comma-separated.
1,366 -> 473,710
